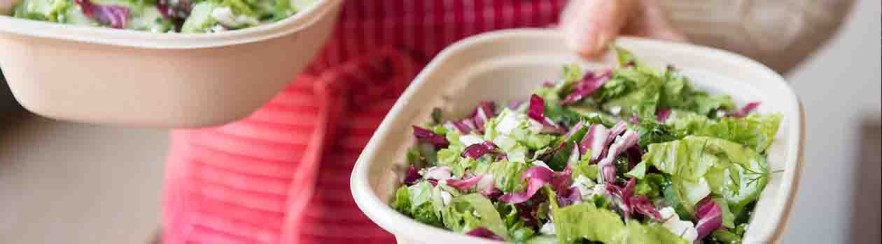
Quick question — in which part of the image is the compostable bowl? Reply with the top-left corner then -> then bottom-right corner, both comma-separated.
351,29 -> 804,243
0,0 -> 341,127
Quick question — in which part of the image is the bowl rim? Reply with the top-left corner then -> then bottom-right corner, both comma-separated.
350,28 -> 804,243
0,0 -> 341,49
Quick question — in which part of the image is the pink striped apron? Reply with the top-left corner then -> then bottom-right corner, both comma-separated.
163,1 -> 567,243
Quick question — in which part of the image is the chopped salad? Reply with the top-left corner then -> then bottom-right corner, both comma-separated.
391,48 -> 782,243
7,0 -> 314,33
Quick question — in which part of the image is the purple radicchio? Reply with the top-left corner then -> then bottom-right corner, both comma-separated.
579,124 -> 610,160
74,0 -> 130,29
403,165 -> 422,185
694,198 -> 724,239
444,119 -> 477,134
423,166 -> 452,181
412,126 -> 449,149
499,166 -> 553,204
598,129 -> 639,183
528,95 -> 566,134
730,102 -> 761,118
157,0 -> 192,20
472,101 -> 497,133
461,141 -> 500,159
465,227 -> 504,241
657,108 -> 672,123
606,178 -> 662,220
447,174 -> 484,191
561,70 -> 612,105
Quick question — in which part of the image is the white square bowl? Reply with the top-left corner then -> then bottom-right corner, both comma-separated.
351,29 -> 804,244
0,0 -> 340,127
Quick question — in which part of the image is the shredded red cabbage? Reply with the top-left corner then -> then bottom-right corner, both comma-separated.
579,124 -> 610,160
606,178 -> 636,219
157,0 -> 192,19
607,178 -> 663,221
695,198 -> 723,239
403,165 -> 421,185
412,126 -> 450,149
499,178 -> 545,204
522,166 -> 554,182
427,179 -> 439,186
472,101 -> 497,133
731,102 -> 761,118
445,119 -> 477,134
607,121 -> 628,145
561,70 -> 612,105
465,227 -> 504,241
499,167 -> 553,204
625,146 -> 643,169
528,95 -> 565,134
557,186 -> 583,207
657,108 -> 672,122
631,195 -> 662,220
461,141 -> 500,159
75,0 -> 130,29
599,130 -> 639,182
447,175 -> 484,191
423,166 -> 452,181
550,167 -> 574,195
476,175 -> 501,198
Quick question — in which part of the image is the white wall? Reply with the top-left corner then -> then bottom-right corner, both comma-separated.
782,0 -> 881,243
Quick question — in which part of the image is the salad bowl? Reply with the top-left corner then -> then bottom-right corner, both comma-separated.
0,0 -> 341,127
351,29 -> 804,243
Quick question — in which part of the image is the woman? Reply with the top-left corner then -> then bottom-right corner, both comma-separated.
161,0 -> 852,243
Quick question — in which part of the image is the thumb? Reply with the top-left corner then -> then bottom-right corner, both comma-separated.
560,0 -> 635,58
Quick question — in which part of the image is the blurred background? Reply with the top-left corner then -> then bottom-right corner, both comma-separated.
0,0 -> 879,243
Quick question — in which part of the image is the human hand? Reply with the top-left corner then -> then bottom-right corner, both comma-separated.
0,0 -> 19,15
560,0 -> 686,58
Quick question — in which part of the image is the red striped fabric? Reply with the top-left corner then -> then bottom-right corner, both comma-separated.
163,1 -> 565,243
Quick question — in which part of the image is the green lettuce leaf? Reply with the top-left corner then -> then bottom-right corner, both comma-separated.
497,204 -> 537,242
599,67 -> 663,119
391,185 -> 411,213
553,203 -> 625,243
618,220 -> 689,244
14,0 -> 69,22
475,160 -> 529,193
668,112 -> 782,153
637,120 -> 685,147
399,181 -> 443,227
181,1 -> 220,33
573,156 -> 599,181
441,194 -> 509,239
525,235 -> 558,244
641,136 -> 769,214
614,46 -> 637,67
658,69 -> 734,116
633,173 -> 667,199
552,203 -> 688,244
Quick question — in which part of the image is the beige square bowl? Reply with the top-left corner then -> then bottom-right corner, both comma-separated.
351,29 -> 804,243
0,0 -> 341,127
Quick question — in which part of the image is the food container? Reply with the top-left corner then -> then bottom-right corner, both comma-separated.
0,0 -> 341,127
351,29 -> 804,243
